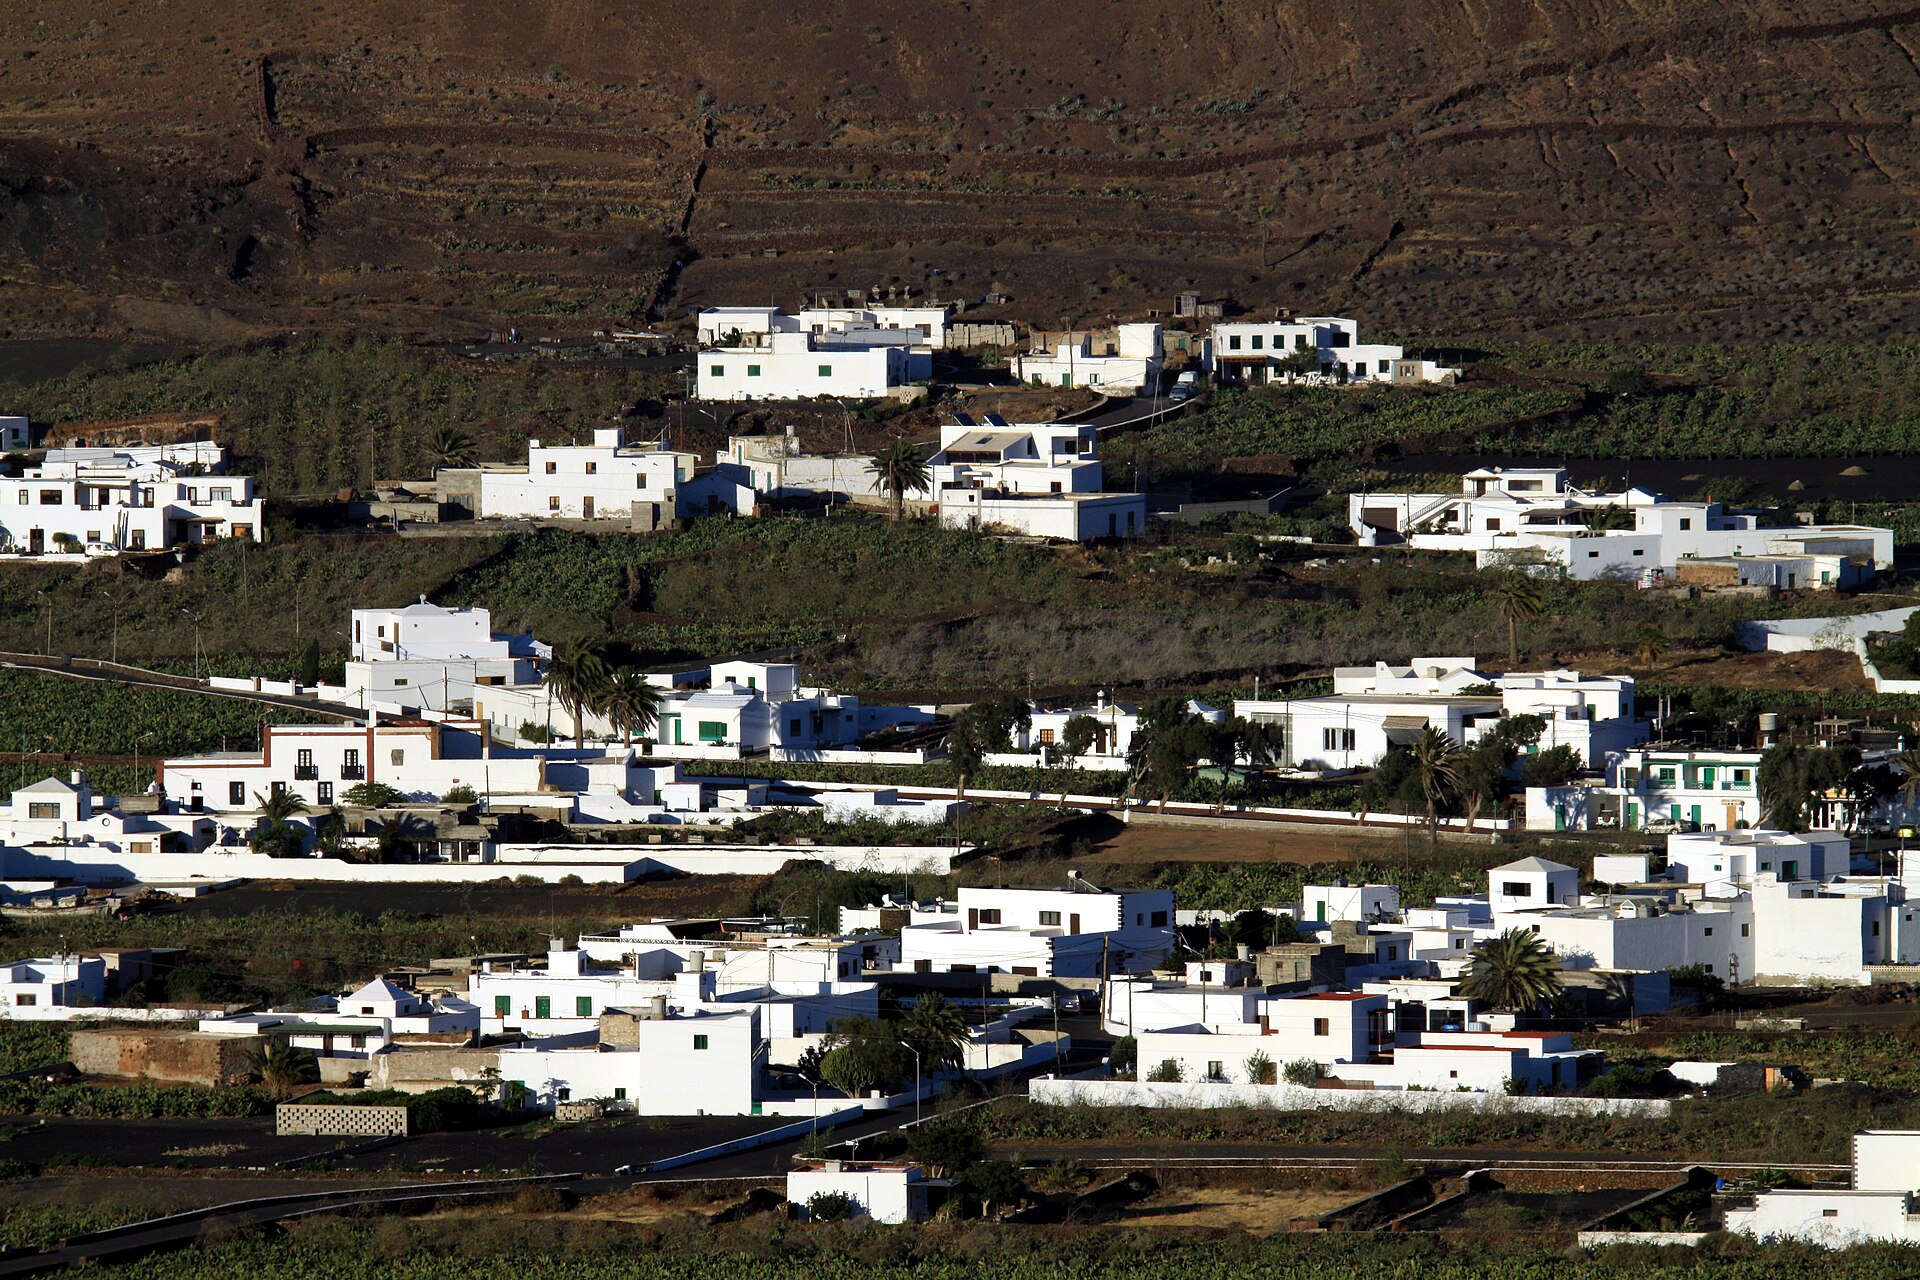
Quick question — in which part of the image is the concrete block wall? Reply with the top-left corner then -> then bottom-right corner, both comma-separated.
275,1104 -> 410,1137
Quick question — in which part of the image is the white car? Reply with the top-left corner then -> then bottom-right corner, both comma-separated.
84,542 -> 120,558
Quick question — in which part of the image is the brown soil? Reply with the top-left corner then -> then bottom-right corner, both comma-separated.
1,4 -> 1915,344
1116,1187 -> 1356,1232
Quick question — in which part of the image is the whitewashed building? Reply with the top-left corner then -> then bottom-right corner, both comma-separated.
498,1006 -> 763,1115
696,304 -> 949,350
342,600 -> 546,715
1013,322 -> 1164,393
788,1162 -> 937,1223
435,427 -> 697,528
1235,657 -> 1644,773
1724,1131 -> 1920,1246
1349,466 -> 1892,585
930,415 -> 1146,542
0,954 -> 106,1015
1207,316 -> 1457,386
898,884 -> 1176,977
694,306 -> 939,402
0,441 -> 262,555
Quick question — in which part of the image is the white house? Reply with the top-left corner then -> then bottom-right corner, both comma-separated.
720,432 -> 884,508
929,414 -> 1146,542
0,954 -> 106,1015
788,1162 -> 938,1223
197,976 -> 479,1060
696,304 -> 949,350
0,771 -> 213,853
1525,746 -> 1786,833
0,415 -> 28,451
1350,466 -> 1892,585
1236,657 -> 1644,773
1488,856 -> 1580,912
436,427 -> 697,528
1207,316 -> 1457,387
899,884 -> 1176,977
0,440 -> 262,555
342,600 -> 545,715
498,1006 -> 762,1115
1724,1131 -> 1920,1247
1012,322 -> 1163,393
987,693 -> 1226,771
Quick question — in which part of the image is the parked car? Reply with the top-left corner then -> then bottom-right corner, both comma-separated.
1169,371 -> 1199,402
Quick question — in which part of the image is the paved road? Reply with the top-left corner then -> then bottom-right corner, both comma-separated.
986,1140 -> 1848,1175
0,654 -> 361,723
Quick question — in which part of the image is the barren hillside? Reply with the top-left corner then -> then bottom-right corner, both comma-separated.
4,1 -> 1919,343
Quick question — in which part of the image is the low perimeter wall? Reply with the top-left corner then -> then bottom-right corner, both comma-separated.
1028,1077 -> 1672,1118
276,1103 -> 410,1138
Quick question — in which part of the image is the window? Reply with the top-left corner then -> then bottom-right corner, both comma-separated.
544,461 -> 557,474
1150,911 -> 1168,927
818,364 -> 833,377
549,496 -> 561,511
229,782 -> 247,805
576,996 -> 594,1017
614,1087 -> 627,1100
1039,911 -> 1061,926
1502,881 -> 1531,897
693,1034 -> 709,1050
391,749 -> 405,766
1486,517 -> 1501,530
1313,1018 -> 1330,1036
1679,518 -> 1691,530
1703,927 -> 1713,937
27,802 -> 58,820
710,364 -> 724,377
746,364 -> 761,377
1378,359 -> 1390,374
1741,923 -> 1750,937
16,994 -> 35,1007
1250,335 -> 1263,350
534,996 -> 551,1019
978,909 -> 1002,925
557,1087 -> 571,1102
790,719 -> 802,734
494,996 -> 510,1016
1448,1070 -> 1459,1079
211,487 -> 232,502
1228,335 -> 1242,351
1207,1060 -> 1225,1079
1322,727 -> 1356,752
39,490 -> 60,505
318,782 -> 333,805
1823,1209 -> 1840,1218
585,461 -> 597,474
697,720 -> 728,743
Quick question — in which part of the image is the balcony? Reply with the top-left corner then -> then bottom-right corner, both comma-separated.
341,765 -> 365,781
293,766 -> 319,781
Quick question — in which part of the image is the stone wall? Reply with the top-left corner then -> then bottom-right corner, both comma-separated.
276,1103 -> 410,1137
69,1027 -> 265,1087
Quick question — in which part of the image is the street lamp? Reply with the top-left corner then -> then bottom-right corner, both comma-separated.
179,609 -> 203,683
796,1070 -> 823,1152
896,1039 -> 924,1126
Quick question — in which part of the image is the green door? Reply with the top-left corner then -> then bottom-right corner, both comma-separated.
1626,802 -> 1640,830
1689,805 -> 1702,827
534,996 -> 551,1020
1554,804 -> 1566,831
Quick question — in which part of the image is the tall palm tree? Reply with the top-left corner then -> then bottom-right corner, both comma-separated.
865,439 -> 932,520
1408,726 -> 1464,856
903,992 -> 968,1070
1460,927 -> 1564,1014
1892,749 -> 1920,826
427,426 -> 477,472
600,666 -> 662,748
546,640 -> 612,747
249,788 -> 310,858
1634,628 -> 1667,668
1486,570 -> 1547,670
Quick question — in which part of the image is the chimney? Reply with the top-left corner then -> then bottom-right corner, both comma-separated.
1236,943 -> 1251,961
691,950 -> 706,972
650,994 -> 667,1020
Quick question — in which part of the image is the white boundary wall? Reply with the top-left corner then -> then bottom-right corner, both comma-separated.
1028,1077 -> 1671,1118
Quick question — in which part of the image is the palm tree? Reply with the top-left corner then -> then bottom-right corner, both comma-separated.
427,426 -> 477,473
903,992 -> 967,1069
249,788 -> 310,858
1459,927 -> 1564,1014
1211,716 -> 1282,813
1634,628 -> 1666,668
249,1039 -> 318,1100
1579,504 -> 1635,532
1408,727 -> 1464,856
546,640 -> 611,747
1486,570 -> 1547,670
865,439 -> 932,520
371,813 -> 436,864
600,667 -> 662,748
1892,749 -> 1920,826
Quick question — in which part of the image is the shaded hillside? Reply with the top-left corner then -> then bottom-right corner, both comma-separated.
3,1 -> 1920,342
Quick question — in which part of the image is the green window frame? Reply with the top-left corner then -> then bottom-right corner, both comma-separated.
494,995 -> 509,1017
818,364 -> 833,376
710,364 -> 723,377
693,1034 -> 709,1050
746,364 -> 761,377
575,996 -> 593,1017
697,720 -> 727,743
534,995 -> 551,1019
614,1087 -> 627,1100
